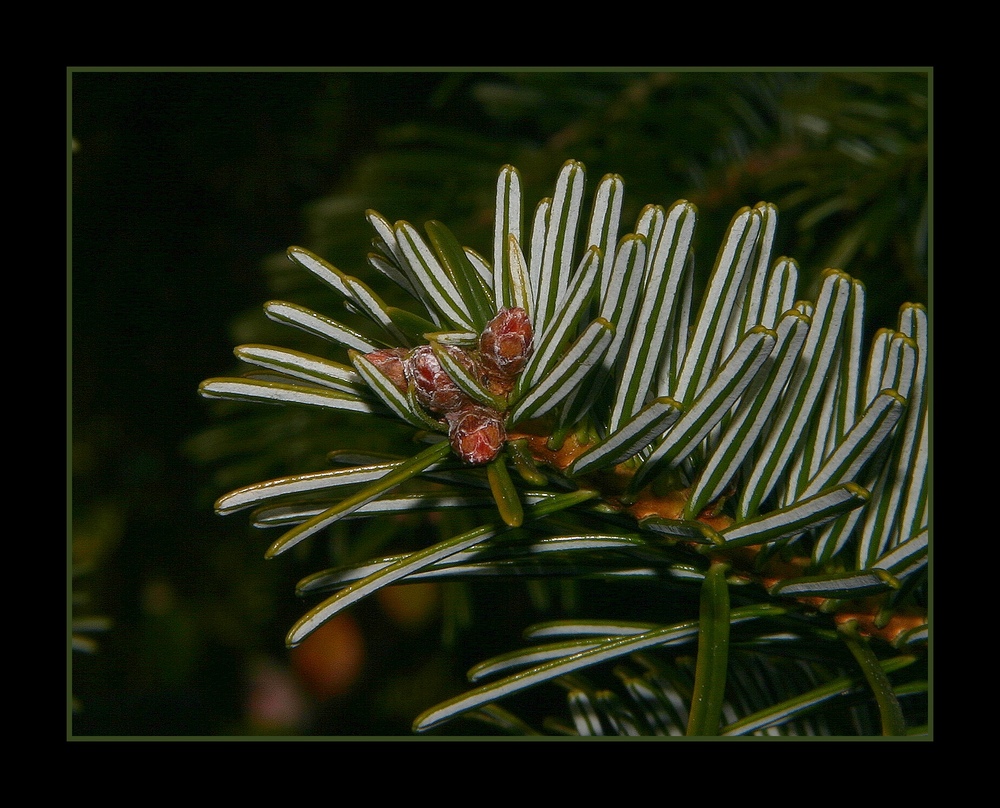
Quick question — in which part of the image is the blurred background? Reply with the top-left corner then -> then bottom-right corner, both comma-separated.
70,69 -> 929,737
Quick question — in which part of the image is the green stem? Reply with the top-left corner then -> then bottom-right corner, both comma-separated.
686,561 -> 731,736
838,619 -> 907,736
487,456 -> 524,527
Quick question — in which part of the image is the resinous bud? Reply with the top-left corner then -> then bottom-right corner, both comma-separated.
363,347 -> 409,393
479,307 -> 534,381
445,404 -> 506,465
407,344 -> 474,414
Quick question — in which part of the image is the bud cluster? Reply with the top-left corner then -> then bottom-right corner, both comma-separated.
478,306 -> 534,395
364,307 -> 533,465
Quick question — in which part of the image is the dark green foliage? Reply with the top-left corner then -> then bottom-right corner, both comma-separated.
200,151 -> 928,736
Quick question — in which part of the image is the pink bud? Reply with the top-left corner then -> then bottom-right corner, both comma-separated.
363,348 -> 409,393
407,345 -> 474,414
445,404 -> 506,465
479,307 -> 534,381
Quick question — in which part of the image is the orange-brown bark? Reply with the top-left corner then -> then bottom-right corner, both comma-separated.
512,428 -> 926,649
